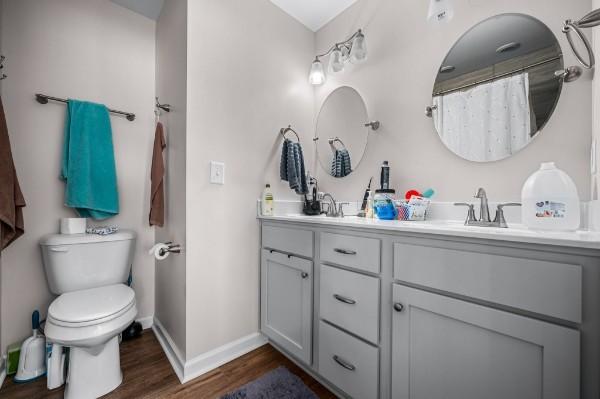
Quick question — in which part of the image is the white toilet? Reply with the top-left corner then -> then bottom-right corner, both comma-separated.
40,230 -> 137,399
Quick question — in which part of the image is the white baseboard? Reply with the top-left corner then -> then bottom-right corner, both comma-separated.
152,317 -> 267,384
152,317 -> 185,382
137,316 -> 154,330
182,332 -> 267,383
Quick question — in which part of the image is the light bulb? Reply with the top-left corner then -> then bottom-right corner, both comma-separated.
329,46 -> 345,73
309,58 -> 326,85
341,45 -> 351,63
427,0 -> 454,23
350,30 -> 368,63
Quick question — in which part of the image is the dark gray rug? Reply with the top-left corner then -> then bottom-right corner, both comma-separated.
221,366 -> 319,399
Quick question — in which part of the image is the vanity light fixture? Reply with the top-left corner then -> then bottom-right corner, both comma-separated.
309,57 -> 326,85
427,0 -> 454,23
309,29 -> 368,85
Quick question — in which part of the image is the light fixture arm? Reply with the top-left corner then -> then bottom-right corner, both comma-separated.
315,29 -> 363,60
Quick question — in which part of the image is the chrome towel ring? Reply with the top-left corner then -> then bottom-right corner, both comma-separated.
280,125 -> 300,142
563,9 -> 600,69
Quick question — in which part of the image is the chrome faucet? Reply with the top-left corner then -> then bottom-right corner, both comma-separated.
321,193 -> 349,218
474,188 -> 491,222
322,193 -> 339,217
455,188 -> 521,228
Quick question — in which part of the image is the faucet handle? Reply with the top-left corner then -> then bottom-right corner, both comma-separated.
454,202 -> 477,225
497,202 -> 521,209
493,203 -> 521,228
338,202 -> 351,218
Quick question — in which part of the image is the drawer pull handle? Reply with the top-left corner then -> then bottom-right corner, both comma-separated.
333,294 -> 356,305
333,355 -> 356,371
301,272 -> 309,279
393,303 -> 404,312
333,248 -> 357,255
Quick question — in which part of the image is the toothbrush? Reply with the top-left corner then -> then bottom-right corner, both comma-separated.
360,177 -> 373,211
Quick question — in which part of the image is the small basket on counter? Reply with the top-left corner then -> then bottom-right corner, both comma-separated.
394,197 -> 431,221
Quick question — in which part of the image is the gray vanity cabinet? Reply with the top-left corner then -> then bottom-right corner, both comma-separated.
260,249 -> 313,365
260,220 -> 596,399
391,284 -> 580,399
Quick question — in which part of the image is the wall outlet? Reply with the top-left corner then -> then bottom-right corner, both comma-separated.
210,161 -> 225,185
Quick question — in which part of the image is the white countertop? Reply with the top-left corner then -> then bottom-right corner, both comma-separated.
259,214 -> 600,250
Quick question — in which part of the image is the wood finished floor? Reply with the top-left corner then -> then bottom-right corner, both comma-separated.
0,330 -> 336,398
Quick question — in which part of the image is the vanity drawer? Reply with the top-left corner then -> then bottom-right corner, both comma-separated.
320,264 -> 379,344
262,224 -> 313,258
318,321 -> 379,399
394,243 -> 582,323
320,232 -> 380,274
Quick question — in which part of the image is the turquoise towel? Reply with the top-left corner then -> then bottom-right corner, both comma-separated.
61,99 -> 119,220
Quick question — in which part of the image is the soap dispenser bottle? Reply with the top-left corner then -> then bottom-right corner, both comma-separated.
262,184 -> 274,216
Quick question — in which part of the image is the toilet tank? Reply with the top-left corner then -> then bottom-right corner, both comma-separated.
40,230 -> 136,294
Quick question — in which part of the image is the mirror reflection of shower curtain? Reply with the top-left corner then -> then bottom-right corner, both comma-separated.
433,73 -> 533,162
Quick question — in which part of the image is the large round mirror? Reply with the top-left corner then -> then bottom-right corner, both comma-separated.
431,13 -> 563,162
315,86 -> 371,178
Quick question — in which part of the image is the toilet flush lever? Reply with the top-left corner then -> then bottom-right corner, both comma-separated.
49,247 -> 69,252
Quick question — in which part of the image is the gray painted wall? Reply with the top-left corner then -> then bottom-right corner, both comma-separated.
155,0 -> 188,357
0,0 -> 156,352
312,0 -> 593,203
185,0 -> 315,358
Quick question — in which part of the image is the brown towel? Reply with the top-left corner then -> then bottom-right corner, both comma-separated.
0,97 -> 25,250
149,122 -> 166,227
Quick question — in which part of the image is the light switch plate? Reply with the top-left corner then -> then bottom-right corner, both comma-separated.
210,161 -> 225,185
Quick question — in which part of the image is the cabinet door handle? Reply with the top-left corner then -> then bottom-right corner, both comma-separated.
301,272 -> 309,279
333,355 -> 356,371
333,248 -> 357,255
393,302 -> 404,312
333,294 -> 356,305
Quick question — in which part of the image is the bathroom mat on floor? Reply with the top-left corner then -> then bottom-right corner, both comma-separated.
221,366 -> 318,399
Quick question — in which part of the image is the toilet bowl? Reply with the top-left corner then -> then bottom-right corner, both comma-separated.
40,229 -> 136,398
44,284 -> 137,399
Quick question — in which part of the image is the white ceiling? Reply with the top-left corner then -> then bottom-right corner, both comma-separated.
110,0 -> 164,21
270,0 -> 358,32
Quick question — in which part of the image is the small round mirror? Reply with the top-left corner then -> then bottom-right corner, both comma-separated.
315,86 -> 370,178
431,13 -> 563,162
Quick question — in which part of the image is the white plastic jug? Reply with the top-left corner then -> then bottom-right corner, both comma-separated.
521,162 -> 580,231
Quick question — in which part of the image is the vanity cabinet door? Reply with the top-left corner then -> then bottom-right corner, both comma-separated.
391,284 -> 579,399
261,249 -> 313,365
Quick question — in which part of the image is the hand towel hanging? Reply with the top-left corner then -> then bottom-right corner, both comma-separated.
0,97 -> 26,250
149,122 -> 166,227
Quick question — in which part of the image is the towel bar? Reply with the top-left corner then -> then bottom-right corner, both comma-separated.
35,93 -> 136,121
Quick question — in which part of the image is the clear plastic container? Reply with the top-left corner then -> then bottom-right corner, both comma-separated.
373,192 -> 397,220
521,162 -> 580,231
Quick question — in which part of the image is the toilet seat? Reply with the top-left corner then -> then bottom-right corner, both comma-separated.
48,284 -> 135,327
45,284 -> 137,348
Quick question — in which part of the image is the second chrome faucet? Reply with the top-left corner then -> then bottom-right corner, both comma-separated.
455,188 -> 521,228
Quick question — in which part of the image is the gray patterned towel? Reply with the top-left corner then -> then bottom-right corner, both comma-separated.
331,148 -> 352,178
280,139 -> 308,195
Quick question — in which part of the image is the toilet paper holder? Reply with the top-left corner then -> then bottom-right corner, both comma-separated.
160,242 -> 181,256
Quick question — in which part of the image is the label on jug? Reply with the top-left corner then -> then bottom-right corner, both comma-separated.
535,201 -> 566,218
